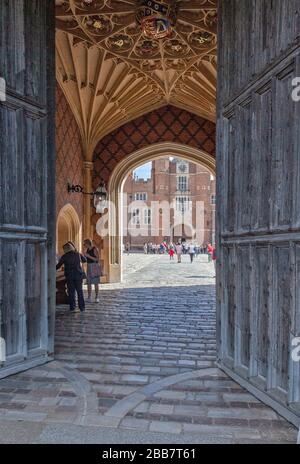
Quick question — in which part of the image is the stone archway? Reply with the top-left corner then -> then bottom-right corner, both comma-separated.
102,142 -> 215,283
56,204 -> 82,256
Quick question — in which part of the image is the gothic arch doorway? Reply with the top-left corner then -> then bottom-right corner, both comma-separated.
56,204 -> 82,256
102,142 -> 215,283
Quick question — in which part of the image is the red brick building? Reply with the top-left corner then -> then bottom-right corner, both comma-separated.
123,157 -> 216,250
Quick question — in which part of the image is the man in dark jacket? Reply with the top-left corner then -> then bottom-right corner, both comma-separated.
56,243 -> 87,312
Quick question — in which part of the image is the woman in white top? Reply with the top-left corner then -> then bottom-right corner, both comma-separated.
175,243 -> 183,263
188,243 -> 196,263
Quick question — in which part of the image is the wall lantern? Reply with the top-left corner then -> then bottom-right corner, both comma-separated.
67,181 -> 108,213
94,182 -> 108,213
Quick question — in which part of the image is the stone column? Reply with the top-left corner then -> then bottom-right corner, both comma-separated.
83,161 -> 94,240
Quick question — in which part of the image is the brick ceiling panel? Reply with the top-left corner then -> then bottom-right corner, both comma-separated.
93,105 -> 216,184
56,86 -> 84,218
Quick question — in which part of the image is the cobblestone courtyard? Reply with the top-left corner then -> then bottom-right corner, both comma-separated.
0,255 -> 297,443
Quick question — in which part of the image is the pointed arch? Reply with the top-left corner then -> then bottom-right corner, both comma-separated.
56,204 -> 82,255
102,142 -> 215,282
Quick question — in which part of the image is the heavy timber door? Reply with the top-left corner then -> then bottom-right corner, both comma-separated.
0,1 -> 55,377
217,0 -> 300,426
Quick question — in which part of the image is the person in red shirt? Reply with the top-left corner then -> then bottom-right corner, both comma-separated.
207,243 -> 217,277
169,246 -> 175,261
207,243 -> 213,254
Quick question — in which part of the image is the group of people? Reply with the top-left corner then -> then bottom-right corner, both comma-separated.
168,242 -> 216,264
56,239 -> 101,313
143,242 -> 169,255
58,238 -> 216,312
141,241 -> 216,264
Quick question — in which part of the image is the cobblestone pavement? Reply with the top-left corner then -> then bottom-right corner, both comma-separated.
0,254 -> 297,443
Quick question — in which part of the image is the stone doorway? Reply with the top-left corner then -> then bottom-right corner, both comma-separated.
56,204 -> 82,256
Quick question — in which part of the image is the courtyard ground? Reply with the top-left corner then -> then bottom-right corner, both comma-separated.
0,254 -> 297,444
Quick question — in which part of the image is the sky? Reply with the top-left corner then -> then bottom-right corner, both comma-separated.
133,162 -> 152,180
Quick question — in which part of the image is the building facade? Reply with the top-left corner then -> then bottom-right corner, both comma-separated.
123,158 -> 216,250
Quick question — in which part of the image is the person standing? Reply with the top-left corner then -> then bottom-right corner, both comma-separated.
169,244 -> 175,261
83,239 -> 101,303
125,242 -> 130,255
56,242 -> 87,312
188,243 -> 196,263
212,245 -> 217,277
207,243 -> 213,263
175,242 -> 183,263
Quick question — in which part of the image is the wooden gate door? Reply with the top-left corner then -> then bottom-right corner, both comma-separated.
0,1 -> 56,377
217,0 -> 300,426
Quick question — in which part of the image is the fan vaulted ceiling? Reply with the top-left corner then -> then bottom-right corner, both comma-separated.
55,0 -> 217,157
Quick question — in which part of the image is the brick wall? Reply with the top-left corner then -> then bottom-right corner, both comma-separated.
123,158 -> 216,248
56,85 -> 84,221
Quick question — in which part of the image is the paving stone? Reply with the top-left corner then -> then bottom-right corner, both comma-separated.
105,393 -> 146,418
44,413 -> 79,424
149,420 -> 182,434
178,360 -> 196,367
183,423 -> 234,438
208,408 -> 278,420
186,392 -> 220,402
154,391 -> 186,401
112,386 -> 139,396
5,411 -> 48,422
59,398 -> 77,407
149,404 -> 174,415
140,367 -> 161,374
0,394 -> 14,402
93,385 -> 115,394
39,398 -> 59,407
233,429 -> 262,440
58,391 -> 77,398
159,360 -> 178,366
133,402 -> 150,414
121,375 -> 149,384
174,404 -> 207,417
84,414 -> 120,428
0,402 -> 27,410
197,361 -> 215,367
222,393 -> 261,403
120,417 -> 150,431
160,368 -> 180,375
